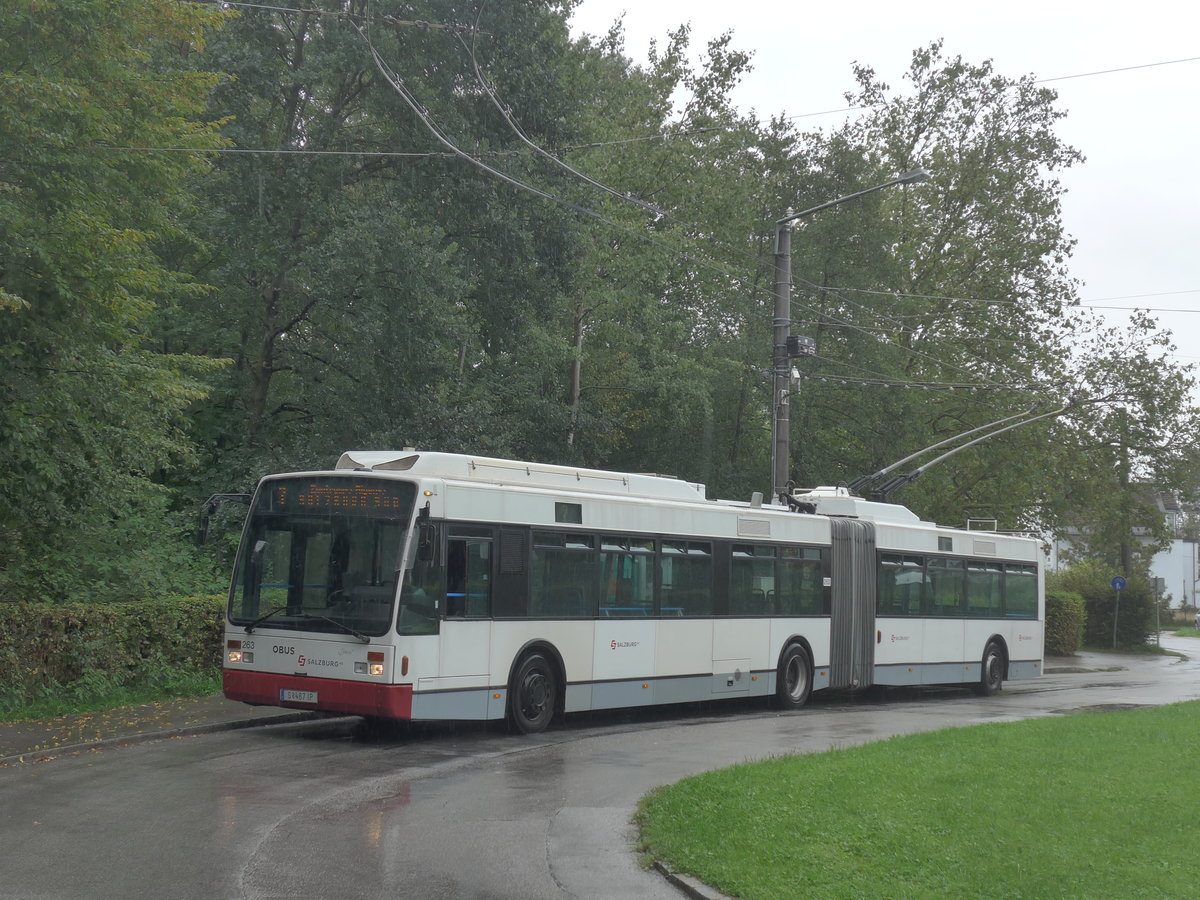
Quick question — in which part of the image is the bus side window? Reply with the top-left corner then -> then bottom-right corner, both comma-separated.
660,541 -> 712,617
928,558 -> 965,615
446,539 -> 467,616
447,532 -> 493,618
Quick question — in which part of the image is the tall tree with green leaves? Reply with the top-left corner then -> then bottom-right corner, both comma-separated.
768,44 -> 1084,527
0,0 -> 231,600
173,2 -> 774,501
1042,313 -> 1200,572
762,41 -> 1200,547
172,1 -> 593,488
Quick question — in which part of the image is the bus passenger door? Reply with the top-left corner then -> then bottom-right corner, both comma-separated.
829,518 -> 877,689
435,531 -> 493,707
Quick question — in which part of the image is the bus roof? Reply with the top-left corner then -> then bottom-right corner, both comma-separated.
333,452 -> 932,526
335,450 -> 709,503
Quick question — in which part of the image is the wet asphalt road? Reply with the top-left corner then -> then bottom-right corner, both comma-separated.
4,638 -> 1200,900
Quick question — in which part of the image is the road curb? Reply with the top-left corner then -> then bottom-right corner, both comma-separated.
0,710 -> 325,766
653,862 -> 734,900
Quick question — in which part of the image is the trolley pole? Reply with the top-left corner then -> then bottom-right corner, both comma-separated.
770,169 -> 931,503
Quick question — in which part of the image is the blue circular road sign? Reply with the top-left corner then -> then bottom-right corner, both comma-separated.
1111,576 -> 1127,591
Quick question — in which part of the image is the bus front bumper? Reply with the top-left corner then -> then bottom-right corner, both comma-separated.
223,670 -> 413,719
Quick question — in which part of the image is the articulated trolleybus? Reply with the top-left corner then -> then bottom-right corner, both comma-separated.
223,451 -> 1043,733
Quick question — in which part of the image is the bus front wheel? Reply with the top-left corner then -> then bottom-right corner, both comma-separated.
509,652 -> 558,734
775,643 -> 813,710
975,641 -> 1005,697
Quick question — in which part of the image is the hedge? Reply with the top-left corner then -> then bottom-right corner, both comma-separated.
1045,589 -> 1085,656
0,595 -> 225,701
1048,563 -> 1157,650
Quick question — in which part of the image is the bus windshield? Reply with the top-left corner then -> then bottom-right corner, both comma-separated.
229,476 -> 416,637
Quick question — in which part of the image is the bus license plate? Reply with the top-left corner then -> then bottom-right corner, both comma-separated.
280,689 -> 318,704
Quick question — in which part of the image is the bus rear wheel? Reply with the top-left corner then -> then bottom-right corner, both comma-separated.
775,643 -> 813,710
975,641 -> 1005,696
509,652 -> 558,734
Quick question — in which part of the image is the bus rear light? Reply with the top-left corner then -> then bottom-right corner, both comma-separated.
228,650 -> 253,664
227,639 -> 242,649
368,651 -> 384,662
401,656 -> 409,676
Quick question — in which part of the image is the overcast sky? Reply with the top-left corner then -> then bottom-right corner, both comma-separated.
568,0 -> 1200,382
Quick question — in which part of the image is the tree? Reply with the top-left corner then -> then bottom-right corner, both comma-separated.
770,41 -> 1200,539
0,0 -> 231,600
551,23 -> 774,491
1041,313 -> 1200,571
173,2 -> 775,500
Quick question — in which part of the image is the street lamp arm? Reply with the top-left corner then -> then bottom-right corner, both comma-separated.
775,169 -> 932,231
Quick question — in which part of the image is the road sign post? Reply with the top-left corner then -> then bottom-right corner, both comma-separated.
1111,576 -> 1127,649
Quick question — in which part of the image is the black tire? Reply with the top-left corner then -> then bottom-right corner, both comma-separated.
975,641 -> 1005,696
775,643 -> 813,710
509,652 -> 558,734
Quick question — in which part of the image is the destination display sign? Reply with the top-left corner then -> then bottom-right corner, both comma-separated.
260,476 -> 413,515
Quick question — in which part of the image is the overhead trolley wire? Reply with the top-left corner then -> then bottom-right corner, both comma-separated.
782,55 -> 1200,122
178,0 -> 1178,398
458,1 -> 666,217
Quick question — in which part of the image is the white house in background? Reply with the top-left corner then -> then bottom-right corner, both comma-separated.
1046,491 -> 1198,609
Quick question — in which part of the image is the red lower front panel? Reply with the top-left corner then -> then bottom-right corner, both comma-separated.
223,669 -> 413,719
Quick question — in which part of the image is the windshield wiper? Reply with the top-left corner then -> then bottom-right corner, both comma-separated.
298,613 -> 371,644
244,605 -> 290,633
243,607 -> 371,643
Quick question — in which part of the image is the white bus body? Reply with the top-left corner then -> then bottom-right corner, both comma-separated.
222,451 -> 1043,732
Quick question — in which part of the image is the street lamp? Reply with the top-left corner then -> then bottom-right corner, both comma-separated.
770,168 -> 931,503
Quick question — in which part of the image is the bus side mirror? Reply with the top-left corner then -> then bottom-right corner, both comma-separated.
197,493 -> 252,546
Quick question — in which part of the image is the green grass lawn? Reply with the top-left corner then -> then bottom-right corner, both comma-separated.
636,701 -> 1200,899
